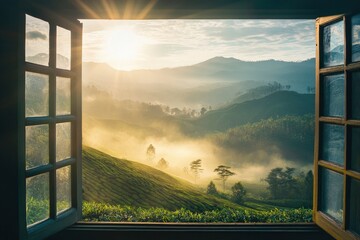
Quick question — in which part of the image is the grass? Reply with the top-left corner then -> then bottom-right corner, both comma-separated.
82,147 -> 313,223
82,201 -> 313,223
83,146 -> 243,212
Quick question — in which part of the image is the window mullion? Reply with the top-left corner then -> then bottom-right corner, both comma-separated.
342,15 -> 348,232
71,21 -> 82,215
49,21 -> 57,221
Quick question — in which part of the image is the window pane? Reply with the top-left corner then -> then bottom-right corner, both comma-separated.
323,21 -> 344,67
352,14 -> 360,62
350,126 -> 360,172
26,125 -> 49,170
321,74 -> 344,118
350,71 -> 360,120
26,173 -> 49,227
349,177 -> 360,236
56,77 -> 71,115
319,168 -> 343,223
25,72 -> 49,117
56,122 -> 71,161
57,166 -> 71,214
320,123 -> 344,166
25,15 -> 49,66
57,27 -> 71,70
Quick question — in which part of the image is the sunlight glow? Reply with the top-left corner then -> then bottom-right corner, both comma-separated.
103,28 -> 141,67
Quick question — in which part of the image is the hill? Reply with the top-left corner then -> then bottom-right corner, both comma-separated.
192,91 -> 314,133
209,115 -> 315,165
82,146 -> 242,211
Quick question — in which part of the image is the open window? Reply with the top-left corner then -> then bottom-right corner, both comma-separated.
314,13 -> 360,240
14,1 -> 360,239
20,7 -> 82,240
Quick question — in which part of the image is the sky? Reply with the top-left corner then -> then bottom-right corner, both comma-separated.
81,19 -> 315,71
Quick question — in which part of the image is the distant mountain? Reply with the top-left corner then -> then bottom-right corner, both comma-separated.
26,53 -> 69,68
352,43 -> 360,61
27,53 -> 315,107
231,82 -> 292,105
192,91 -> 315,133
83,146 -> 241,211
83,56 -> 315,107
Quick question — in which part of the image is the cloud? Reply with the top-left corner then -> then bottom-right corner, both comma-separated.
82,19 -> 315,69
141,43 -> 193,58
26,31 -> 47,40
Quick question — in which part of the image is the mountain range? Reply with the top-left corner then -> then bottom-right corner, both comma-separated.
83,56 -> 315,107
27,53 -> 315,108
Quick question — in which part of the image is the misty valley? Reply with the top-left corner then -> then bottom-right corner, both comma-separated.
81,56 -> 316,222
25,52 -> 317,224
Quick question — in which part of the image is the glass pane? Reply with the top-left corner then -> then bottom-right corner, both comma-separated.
56,77 -> 71,115
320,123 -> 344,166
350,71 -> 360,120
352,14 -> 360,62
26,173 -> 49,227
56,122 -> 71,161
25,72 -> 49,117
57,166 -> 71,214
349,178 -> 360,236
25,15 -> 49,66
350,127 -> 360,172
323,21 -> 344,67
321,74 -> 344,118
57,26 -> 71,69
26,125 -> 49,170
319,168 -> 343,223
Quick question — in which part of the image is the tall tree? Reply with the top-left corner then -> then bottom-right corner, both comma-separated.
231,182 -> 247,204
214,165 -> 235,191
206,181 -> 218,196
146,144 -> 156,163
190,159 -> 203,184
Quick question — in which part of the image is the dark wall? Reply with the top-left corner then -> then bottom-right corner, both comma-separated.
24,0 -> 360,19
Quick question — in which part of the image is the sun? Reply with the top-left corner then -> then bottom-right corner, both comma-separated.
103,28 -> 141,67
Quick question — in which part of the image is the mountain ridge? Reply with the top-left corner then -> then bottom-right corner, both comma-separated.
191,91 -> 314,133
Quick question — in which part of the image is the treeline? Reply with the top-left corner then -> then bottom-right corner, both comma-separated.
247,81 -> 291,97
264,167 -> 313,207
209,115 -> 314,163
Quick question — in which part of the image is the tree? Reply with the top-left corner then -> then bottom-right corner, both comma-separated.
231,182 -> 246,204
156,158 -> 169,170
264,167 -> 298,199
214,165 -> 235,191
146,144 -> 155,163
304,170 -> 313,204
190,159 -> 203,184
206,181 -> 218,195
200,107 -> 207,116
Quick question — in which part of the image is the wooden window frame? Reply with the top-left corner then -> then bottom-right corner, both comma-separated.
314,14 -> 360,240
1,1 -> 359,239
19,7 -> 83,240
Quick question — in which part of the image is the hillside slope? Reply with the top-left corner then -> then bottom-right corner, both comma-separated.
82,146 -> 241,211
192,91 -> 314,133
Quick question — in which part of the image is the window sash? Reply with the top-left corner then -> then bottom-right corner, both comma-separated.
20,6 -> 82,240
314,13 -> 360,240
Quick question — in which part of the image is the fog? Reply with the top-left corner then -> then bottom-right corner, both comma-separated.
83,97 -> 312,192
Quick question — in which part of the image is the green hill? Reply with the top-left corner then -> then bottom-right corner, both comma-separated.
82,146 -> 241,212
192,91 -> 314,134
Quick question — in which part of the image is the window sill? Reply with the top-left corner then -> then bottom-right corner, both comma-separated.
48,222 -> 333,240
